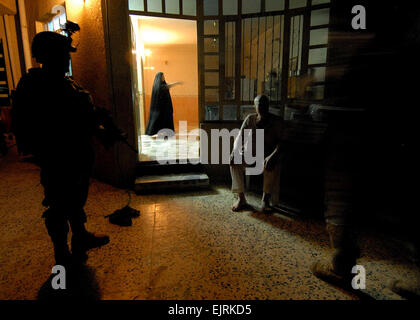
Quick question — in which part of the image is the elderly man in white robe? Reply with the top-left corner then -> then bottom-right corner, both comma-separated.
230,94 -> 284,213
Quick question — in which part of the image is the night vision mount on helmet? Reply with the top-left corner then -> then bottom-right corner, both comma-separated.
31,21 -> 80,63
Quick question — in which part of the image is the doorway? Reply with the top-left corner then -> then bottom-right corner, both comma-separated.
130,15 -> 199,163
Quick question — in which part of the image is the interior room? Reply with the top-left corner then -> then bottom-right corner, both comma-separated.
130,15 -> 199,162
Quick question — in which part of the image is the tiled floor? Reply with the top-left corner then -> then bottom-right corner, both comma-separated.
0,148 -> 418,300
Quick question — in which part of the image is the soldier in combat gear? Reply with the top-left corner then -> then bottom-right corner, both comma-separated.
12,30 -> 110,265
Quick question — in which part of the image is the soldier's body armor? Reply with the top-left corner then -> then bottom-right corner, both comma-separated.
12,68 -> 96,215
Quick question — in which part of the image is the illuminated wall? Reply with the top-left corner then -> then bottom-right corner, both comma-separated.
143,44 -> 199,133
131,15 -> 199,134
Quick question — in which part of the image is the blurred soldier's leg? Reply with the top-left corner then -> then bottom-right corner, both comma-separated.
390,253 -> 420,299
230,164 -> 248,211
311,143 -> 360,284
389,155 -> 420,299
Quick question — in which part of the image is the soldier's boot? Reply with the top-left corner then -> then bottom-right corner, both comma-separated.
389,279 -> 420,300
311,224 -> 360,288
390,250 -> 420,300
44,210 -> 71,266
70,218 -> 109,260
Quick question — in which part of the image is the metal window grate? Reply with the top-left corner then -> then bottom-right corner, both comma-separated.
241,15 -> 284,104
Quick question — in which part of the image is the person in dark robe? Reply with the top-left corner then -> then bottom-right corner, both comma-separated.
145,72 -> 182,136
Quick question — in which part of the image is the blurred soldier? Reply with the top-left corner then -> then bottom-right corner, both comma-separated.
12,31 -> 109,265
311,1 -> 420,298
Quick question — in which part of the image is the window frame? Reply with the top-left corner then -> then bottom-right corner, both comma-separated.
127,0 -> 332,123
198,0 -> 332,123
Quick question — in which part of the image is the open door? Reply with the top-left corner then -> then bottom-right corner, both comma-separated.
130,16 -> 145,154
130,15 -> 199,163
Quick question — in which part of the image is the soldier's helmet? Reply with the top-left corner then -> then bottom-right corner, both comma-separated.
31,31 -> 76,64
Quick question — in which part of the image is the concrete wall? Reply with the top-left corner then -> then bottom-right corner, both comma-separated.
65,0 -> 112,115
23,0 -> 111,109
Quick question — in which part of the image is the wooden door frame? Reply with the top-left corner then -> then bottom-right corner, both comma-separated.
102,0 -> 137,186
